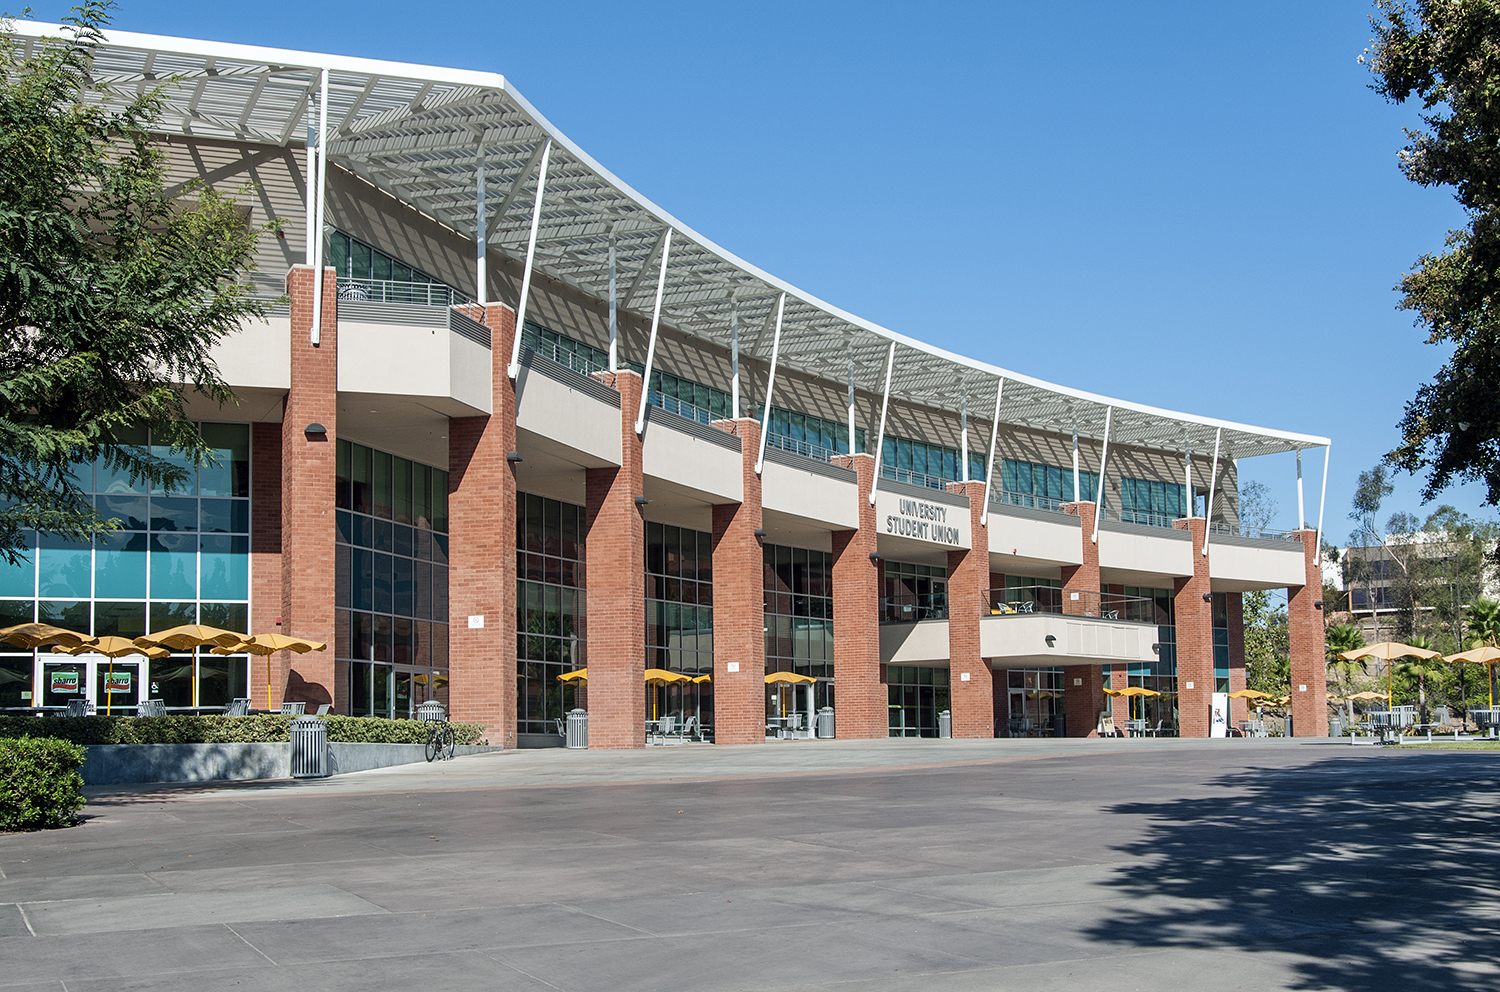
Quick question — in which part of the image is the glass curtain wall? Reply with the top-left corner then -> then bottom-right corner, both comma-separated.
1212,592 -> 1230,692
763,544 -> 834,712
1119,587 -> 1178,734
335,440 -> 450,718
0,424 -> 251,710
645,522 -> 714,733
881,562 -> 947,622
516,493 -> 587,736
886,665 -> 950,737
328,230 -> 469,305
1005,668 -> 1065,737
1118,479 -> 1189,528
881,436 -> 986,490
998,459 -> 1100,510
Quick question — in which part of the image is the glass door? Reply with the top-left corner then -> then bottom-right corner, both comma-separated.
42,661 -> 87,709
95,661 -> 140,715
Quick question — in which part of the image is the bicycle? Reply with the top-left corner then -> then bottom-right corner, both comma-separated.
424,718 -> 456,762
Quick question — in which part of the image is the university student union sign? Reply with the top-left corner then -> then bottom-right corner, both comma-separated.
874,491 -> 970,550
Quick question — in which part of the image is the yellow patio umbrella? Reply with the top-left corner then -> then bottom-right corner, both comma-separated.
1341,642 -> 1439,709
1346,690 -> 1390,701
50,637 -> 169,716
1445,645 -> 1500,708
1228,689 -> 1274,700
691,674 -> 712,684
643,668 -> 690,721
1117,686 -> 1160,697
210,634 -> 327,711
135,625 -> 246,707
0,622 -> 90,650
557,668 -> 588,682
1103,687 -> 1123,697
764,671 -> 817,685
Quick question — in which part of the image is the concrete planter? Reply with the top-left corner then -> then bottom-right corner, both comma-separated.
80,742 -> 503,785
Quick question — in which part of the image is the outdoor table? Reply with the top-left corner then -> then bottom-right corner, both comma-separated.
1125,719 -> 1147,737
1471,708 -> 1500,738
765,716 -> 788,739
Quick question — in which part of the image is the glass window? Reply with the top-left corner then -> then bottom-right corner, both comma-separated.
95,532 -> 147,599
94,601 -> 146,640
38,535 -> 91,599
199,423 -> 249,498
200,536 -> 248,601
0,535 -> 35,598
149,533 -> 197,601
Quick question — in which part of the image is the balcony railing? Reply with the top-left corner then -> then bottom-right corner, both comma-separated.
1210,521 -> 1300,542
337,278 -> 471,307
764,431 -> 841,464
988,585 -> 1169,625
646,391 -> 720,425
880,594 -> 948,624
989,489 -> 1067,513
881,466 -> 949,492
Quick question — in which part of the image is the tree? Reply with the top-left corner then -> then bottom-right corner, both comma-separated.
0,4 -> 268,561
1326,623 -> 1366,731
1367,2 -> 1500,508
1244,590 -> 1290,697
1393,634 -> 1443,723
1238,479 -> 1278,537
1468,597 -> 1500,705
1346,464 -> 1414,640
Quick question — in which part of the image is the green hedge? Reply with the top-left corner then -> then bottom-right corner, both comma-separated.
1,737 -> 86,831
0,715 -> 487,746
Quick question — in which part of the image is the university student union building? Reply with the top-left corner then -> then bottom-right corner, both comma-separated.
2,23 -> 1333,745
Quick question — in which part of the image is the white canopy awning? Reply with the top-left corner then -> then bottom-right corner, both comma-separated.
14,20 -> 1330,459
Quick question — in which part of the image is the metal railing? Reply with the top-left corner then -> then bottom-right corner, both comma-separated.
989,489 -> 1067,513
881,465 -> 949,492
647,391 -> 717,425
988,585 -> 1168,625
1210,521 -> 1301,542
1106,506 -> 1180,529
880,594 -> 948,623
764,431 -> 841,464
337,278 -> 471,307
530,339 -> 609,377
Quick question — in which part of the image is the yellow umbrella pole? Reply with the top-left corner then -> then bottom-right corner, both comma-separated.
105,658 -> 113,717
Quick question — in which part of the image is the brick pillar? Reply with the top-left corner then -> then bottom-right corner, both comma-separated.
1227,592 -> 1248,728
584,371 -> 646,748
1172,517 -> 1214,737
1110,667 -> 1129,728
1060,502 -> 1099,611
1288,529 -> 1329,736
447,303 -> 518,747
1064,664 -> 1104,736
994,669 -> 1010,734
250,422 -> 283,711
710,418 -> 765,746
281,266 -> 340,711
947,481 -> 992,737
831,453 -> 885,738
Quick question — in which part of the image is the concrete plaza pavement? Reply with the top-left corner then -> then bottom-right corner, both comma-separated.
2,737 -> 1498,991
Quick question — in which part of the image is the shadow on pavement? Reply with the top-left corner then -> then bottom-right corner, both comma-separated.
1085,753 -> 1500,991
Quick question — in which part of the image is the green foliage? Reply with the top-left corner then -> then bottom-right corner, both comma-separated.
1244,590 -> 1290,695
0,715 -> 487,746
0,4 -> 270,559
0,735 -> 85,830
1367,2 -> 1500,505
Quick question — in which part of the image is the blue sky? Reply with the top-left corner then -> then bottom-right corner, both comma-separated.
27,0 -> 1491,541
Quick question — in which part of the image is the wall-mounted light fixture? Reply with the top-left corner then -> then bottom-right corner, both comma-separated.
753,528 -> 767,538
1314,601 -> 1324,610
1044,634 -> 1056,647
869,553 -> 882,563
1152,643 -> 1161,654
1202,592 -> 1212,603
506,451 -> 523,463
634,496 -> 650,506
304,422 -> 327,438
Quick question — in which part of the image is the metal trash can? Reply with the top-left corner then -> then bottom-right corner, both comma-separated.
290,715 -> 328,778
416,700 -> 446,723
1329,716 -> 1343,739
565,708 -> 588,749
938,710 -> 952,738
816,706 -> 835,739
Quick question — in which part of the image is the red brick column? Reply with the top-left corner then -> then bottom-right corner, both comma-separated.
447,303 -> 518,747
281,266 -> 340,711
831,453 -> 885,738
1110,667 -> 1129,728
1060,502 -> 1099,610
250,422 -> 282,710
584,371 -> 646,748
1064,664 -> 1104,737
1288,529 -> 1329,736
1227,592 -> 1248,728
1172,517 -> 1214,737
947,481 -> 992,737
710,418 -> 766,745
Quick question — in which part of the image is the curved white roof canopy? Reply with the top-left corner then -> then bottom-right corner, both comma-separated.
14,21 -> 1330,460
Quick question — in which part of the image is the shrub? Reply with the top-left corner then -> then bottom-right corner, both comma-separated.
0,715 -> 487,747
0,737 -> 86,831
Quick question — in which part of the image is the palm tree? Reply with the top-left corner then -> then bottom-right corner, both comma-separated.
1325,624 -> 1365,733
1467,598 -> 1500,710
1394,634 -> 1442,725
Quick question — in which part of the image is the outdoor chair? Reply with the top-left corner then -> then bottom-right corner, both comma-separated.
679,716 -> 696,741
137,698 -> 167,718
314,704 -> 331,716
555,718 -> 566,738
280,701 -> 306,716
65,699 -> 94,717
224,698 -> 250,716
